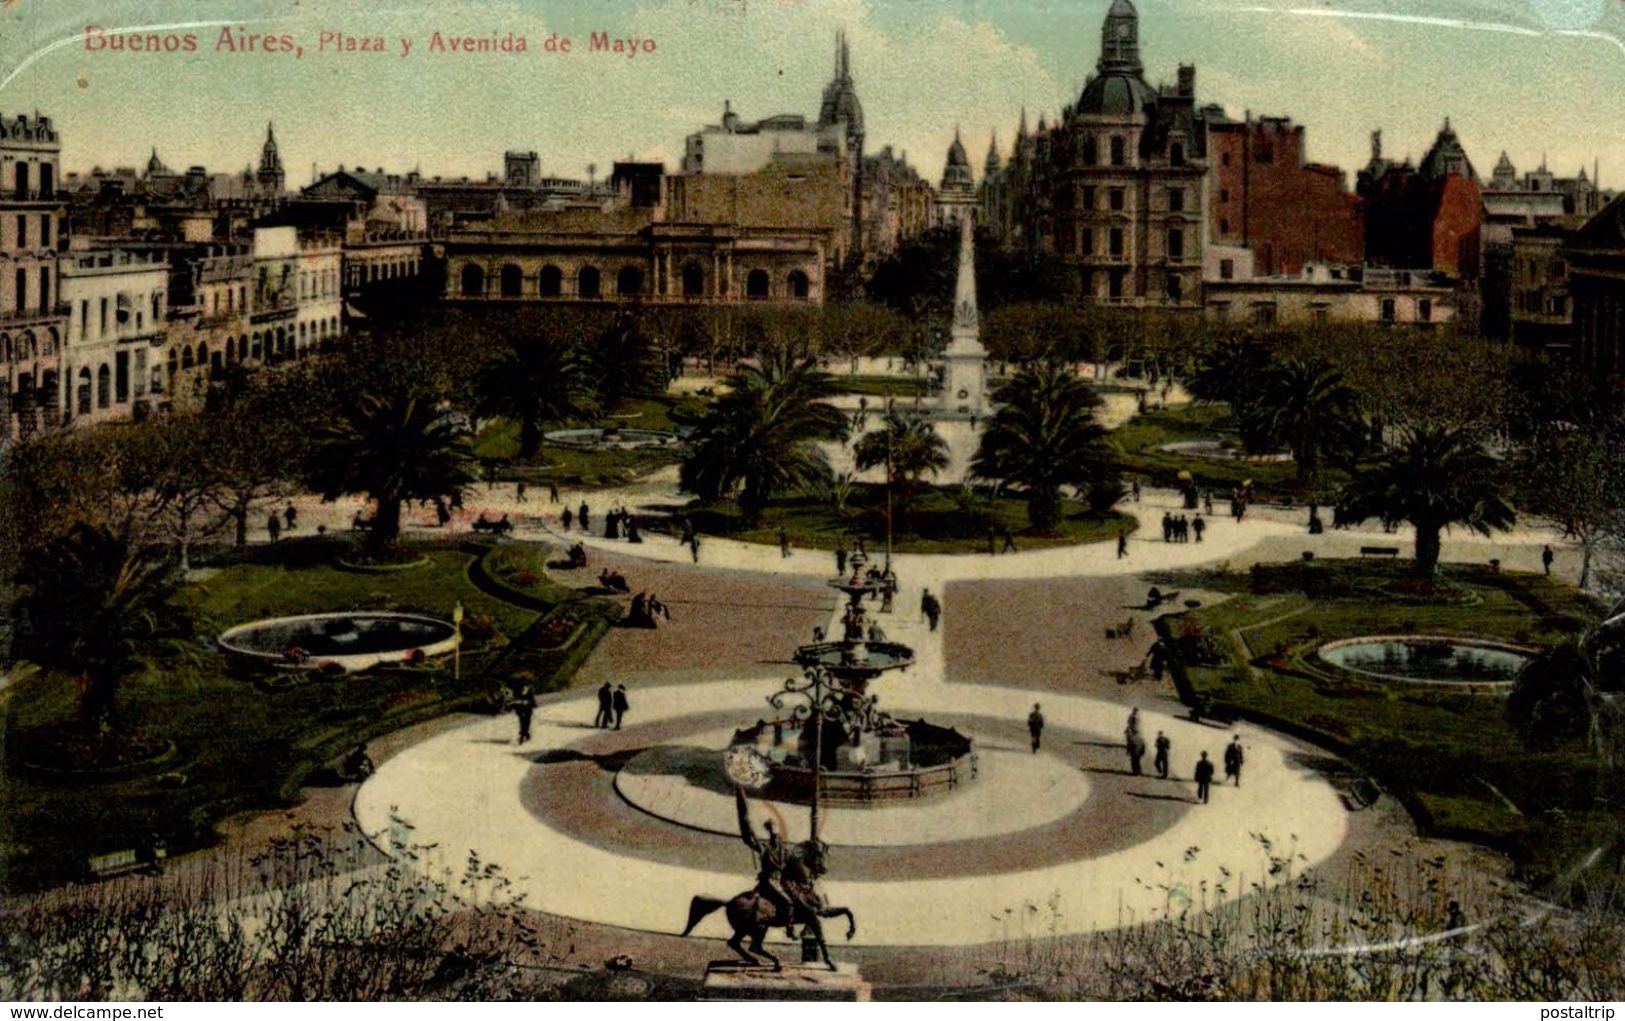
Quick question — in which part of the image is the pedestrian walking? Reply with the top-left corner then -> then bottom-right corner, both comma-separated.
562,507 -> 574,530
594,682 -> 614,728
1542,544 -> 1554,576
1127,731 -> 1146,775
511,685 -> 536,744
689,534 -> 701,563
778,528 -> 791,558
1192,515 -> 1205,543
284,504 -> 298,530
1117,529 -> 1128,559
516,481 -> 527,503
266,513 -> 282,543
1194,751 -> 1215,804
1001,528 -> 1018,554
548,481 -> 560,503
836,547 -> 848,577
1224,735 -> 1244,786
613,684 -> 630,730
1027,703 -> 1045,753
921,589 -> 941,632
579,502 -> 591,532
1154,731 -> 1171,779
1131,479 -> 1142,503
1162,512 -> 1173,543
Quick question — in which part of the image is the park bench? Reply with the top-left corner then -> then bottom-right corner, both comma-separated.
87,845 -> 165,881
1359,546 -> 1400,558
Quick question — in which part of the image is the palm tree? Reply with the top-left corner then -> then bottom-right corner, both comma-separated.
307,390 -> 477,553
591,311 -> 664,409
679,351 -> 849,520
1338,425 -> 1516,578
1247,356 -> 1365,487
970,361 -> 1116,533
475,337 -> 596,460
854,409 -> 950,521
17,523 -> 175,728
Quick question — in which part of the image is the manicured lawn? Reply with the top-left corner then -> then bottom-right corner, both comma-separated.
472,395 -> 705,486
1111,403 -> 1341,499
0,538 -> 613,893
1160,559 -> 1605,884
829,375 -> 930,399
683,483 -> 1135,555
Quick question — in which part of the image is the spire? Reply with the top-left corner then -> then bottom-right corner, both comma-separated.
984,130 -> 1001,176
840,30 -> 851,81
1017,106 -> 1029,140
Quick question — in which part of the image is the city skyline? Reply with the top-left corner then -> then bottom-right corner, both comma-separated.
2,0 -> 1622,191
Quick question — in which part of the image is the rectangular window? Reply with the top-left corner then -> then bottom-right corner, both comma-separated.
1219,218 -> 1230,234
1168,229 -> 1185,260
13,269 -> 23,310
116,350 -> 129,403
16,214 -> 25,249
1081,228 -> 1094,256
1082,186 -> 1096,211
1312,308 -> 1330,325
1167,274 -> 1183,302
40,214 -> 50,249
38,266 -> 48,311
100,296 -> 108,335
79,300 -> 87,339
1219,188 -> 1229,203
1381,298 -> 1397,323
1168,189 -> 1184,212
1109,189 -> 1125,211
1220,258 -> 1234,281
1110,136 -> 1126,166
1109,228 -> 1124,257
1418,299 -> 1432,322
1252,303 -> 1276,326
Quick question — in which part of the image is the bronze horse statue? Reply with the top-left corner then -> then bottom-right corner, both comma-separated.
679,842 -> 856,970
680,790 -> 856,970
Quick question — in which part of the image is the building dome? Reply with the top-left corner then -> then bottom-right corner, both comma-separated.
942,128 -> 973,189
1078,72 -> 1156,116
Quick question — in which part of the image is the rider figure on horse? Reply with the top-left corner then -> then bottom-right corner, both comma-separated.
739,790 -> 823,939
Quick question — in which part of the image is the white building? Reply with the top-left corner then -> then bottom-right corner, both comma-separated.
59,249 -> 168,424
294,234 -> 342,357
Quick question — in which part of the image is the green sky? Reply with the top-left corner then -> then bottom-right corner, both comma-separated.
1,0 -> 1619,191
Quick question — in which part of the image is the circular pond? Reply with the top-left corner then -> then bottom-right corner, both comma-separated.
218,612 -> 459,674
1316,635 -> 1534,688
1158,438 -> 1292,463
543,427 -> 680,451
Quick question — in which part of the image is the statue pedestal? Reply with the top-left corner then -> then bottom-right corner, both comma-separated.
701,961 -> 871,1001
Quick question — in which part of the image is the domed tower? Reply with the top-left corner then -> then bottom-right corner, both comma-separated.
1098,0 -> 1144,77
1078,0 -> 1156,120
941,127 -> 973,191
1492,150 -> 1517,190
817,30 -> 864,154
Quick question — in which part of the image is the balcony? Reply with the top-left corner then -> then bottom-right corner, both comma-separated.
0,303 -> 69,328
5,189 -> 62,205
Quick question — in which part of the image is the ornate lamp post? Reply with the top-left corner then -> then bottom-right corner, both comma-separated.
767,662 -> 882,841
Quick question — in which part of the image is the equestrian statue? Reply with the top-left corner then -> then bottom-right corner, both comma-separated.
679,788 -> 856,970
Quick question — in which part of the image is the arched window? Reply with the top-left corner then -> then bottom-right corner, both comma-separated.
76,368 -> 91,415
1170,141 -> 1185,166
616,266 -> 644,297
239,335 -> 248,360
96,364 -> 111,409
38,369 -> 57,416
460,263 -> 484,296
251,333 -> 261,359
500,264 -> 523,297
681,262 -> 705,297
275,328 -> 286,357
1083,137 -> 1098,166
150,368 -> 163,396
1110,136 -> 1126,166
578,266 -> 601,299
787,270 -> 810,300
198,343 -> 210,372
182,345 -> 194,369
539,265 -> 563,296
746,269 -> 770,299
0,334 -> 10,363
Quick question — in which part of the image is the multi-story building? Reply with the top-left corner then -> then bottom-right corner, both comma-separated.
861,146 -> 931,259
294,233 -> 343,357
1563,193 -> 1625,376
1204,258 -> 1456,328
1206,113 -> 1363,277
1,113 -> 67,440
1480,154 -> 1598,340
989,0 -> 1207,311
58,249 -> 168,424
1508,221 -> 1581,357
1357,121 -> 1482,280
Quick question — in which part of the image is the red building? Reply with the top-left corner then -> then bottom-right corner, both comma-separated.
1207,114 -> 1363,276
1357,120 -> 1482,280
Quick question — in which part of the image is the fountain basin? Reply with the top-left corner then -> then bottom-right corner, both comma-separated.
1159,438 -> 1293,463
793,640 -> 915,676
1316,635 -> 1534,689
730,718 -> 976,806
543,427 -> 680,451
218,612 -> 459,674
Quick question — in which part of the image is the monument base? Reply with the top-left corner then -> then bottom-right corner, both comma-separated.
701,960 -> 871,1001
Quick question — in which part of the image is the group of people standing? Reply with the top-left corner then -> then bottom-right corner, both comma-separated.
1160,512 -> 1204,543
559,501 -> 592,534
594,682 -> 631,730
1025,704 -> 1246,805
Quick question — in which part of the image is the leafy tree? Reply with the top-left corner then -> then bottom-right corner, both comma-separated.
1247,356 -> 1365,488
679,351 -> 849,519
1507,640 -> 1596,750
970,361 -> 1118,532
307,390 -> 477,553
475,336 -> 596,460
1337,426 -> 1516,578
15,523 -> 176,728
1511,423 -> 1625,590
206,371 -> 323,547
589,311 -> 665,409
817,303 -> 908,373
853,410 -> 950,521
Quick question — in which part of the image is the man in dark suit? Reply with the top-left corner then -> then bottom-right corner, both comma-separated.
1194,751 -> 1215,804
613,684 -> 630,730
595,682 -> 614,728
1224,735 -> 1245,787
